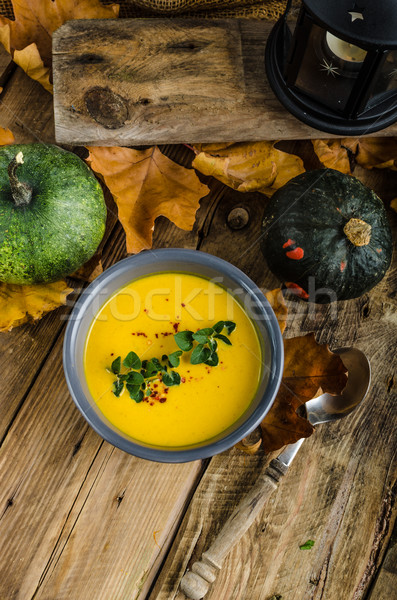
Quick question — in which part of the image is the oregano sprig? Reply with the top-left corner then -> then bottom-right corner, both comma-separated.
108,321 -> 236,401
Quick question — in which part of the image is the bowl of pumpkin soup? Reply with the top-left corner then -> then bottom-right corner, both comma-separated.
63,249 -> 283,462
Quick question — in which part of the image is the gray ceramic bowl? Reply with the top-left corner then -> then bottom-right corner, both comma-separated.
63,249 -> 284,462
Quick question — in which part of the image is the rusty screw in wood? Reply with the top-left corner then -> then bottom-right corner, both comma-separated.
227,207 -> 249,230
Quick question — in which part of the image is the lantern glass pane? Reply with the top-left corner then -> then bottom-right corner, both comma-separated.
294,23 -> 367,113
367,50 -> 397,107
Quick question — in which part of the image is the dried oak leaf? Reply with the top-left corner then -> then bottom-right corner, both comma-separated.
391,198 -> 397,213
0,280 -> 73,332
342,137 -> 397,170
0,0 -> 118,90
192,141 -> 305,196
312,139 -> 351,174
0,127 -> 15,145
0,0 -> 119,66
260,333 -> 348,452
86,146 -> 210,254
13,43 -> 52,93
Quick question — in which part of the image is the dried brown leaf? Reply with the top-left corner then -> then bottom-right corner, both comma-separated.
0,127 -> 14,145
192,141 -> 305,196
0,280 -> 73,332
342,137 -> 397,170
260,334 -> 347,452
312,139 -> 351,174
87,146 -> 210,254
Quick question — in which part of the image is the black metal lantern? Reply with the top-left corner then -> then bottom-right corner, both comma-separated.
265,0 -> 397,134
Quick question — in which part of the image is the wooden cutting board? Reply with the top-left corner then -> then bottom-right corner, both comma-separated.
52,18 -> 397,146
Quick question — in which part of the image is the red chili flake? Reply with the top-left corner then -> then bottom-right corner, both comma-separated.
285,282 -> 309,300
161,332 -> 172,337
187,370 -> 190,373
150,402 -> 154,406
164,388 -> 169,393
336,207 -> 341,213
376,248 -> 382,253
165,298 -> 169,301
151,392 -> 157,397
131,332 -> 136,335
181,303 -> 185,307
282,238 -> 295,249
176,315 -> 180,319
136,332 -> 147,337
144,308 -> 148,313
153,383 -> 158,388
155,333 -> 159,338
340,260 -> 346,272
286,247 -> 304,260
110,353 -> 114,356
172,322 -> 179,332
181,377 -> 186,383
159,398 -> 166,403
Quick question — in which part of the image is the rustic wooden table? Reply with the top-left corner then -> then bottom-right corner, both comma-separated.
0,48 -> 396,600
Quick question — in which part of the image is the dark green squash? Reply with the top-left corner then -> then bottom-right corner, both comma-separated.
261,169 -> 392,303
0,144 -> 106,284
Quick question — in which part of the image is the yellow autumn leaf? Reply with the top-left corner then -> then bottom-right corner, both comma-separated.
13,43 -> 52,93
87,146 -> 210,254
265,287 -> 287,335
0,127 -> 15,145
192,141 -> 305,196
0,0 -> 119,90
0,0 -> 119,66
342,137 -> 397,170
312,139 -> 351,174
0,280 -> 73,332
391,198 -> 397,213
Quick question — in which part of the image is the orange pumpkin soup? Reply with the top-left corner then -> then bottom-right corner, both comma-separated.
84,272 -> 262,446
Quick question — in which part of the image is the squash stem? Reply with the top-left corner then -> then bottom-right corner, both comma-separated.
343,218 -> 371,247
8,152 -> 33,206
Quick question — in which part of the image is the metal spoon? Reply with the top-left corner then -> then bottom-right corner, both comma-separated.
180,347 -> 371,600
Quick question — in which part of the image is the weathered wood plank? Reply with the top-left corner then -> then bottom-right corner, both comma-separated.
53,19 -> 397,146
149,150 -> 397,600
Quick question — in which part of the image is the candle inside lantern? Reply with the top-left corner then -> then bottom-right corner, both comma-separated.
326,31 -> 367,62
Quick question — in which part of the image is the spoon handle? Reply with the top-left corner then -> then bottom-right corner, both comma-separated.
180,458 -> 288,600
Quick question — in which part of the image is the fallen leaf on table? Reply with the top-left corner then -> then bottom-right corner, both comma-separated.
0,280 -> 73,332
342,137 -> 397,170
192,141 -> 305,196
260,333 -> 348,452
0,0 -> 119,89
0,127 -> 15,145
312,139 -> 351,174
13,43 -> 52,93
87,146 -> 210,254
391,198 -> 397,213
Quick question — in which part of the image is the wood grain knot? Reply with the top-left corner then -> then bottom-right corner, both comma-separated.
227,207 -> 250,230
84,86 -> 129,129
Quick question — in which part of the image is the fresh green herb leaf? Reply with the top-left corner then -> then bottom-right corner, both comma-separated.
174,330 -> 194,351
212,320 -> 224,333
205,351 -> 219,367
110,356 -> 121,374
162,370 -> 181,386
191,344 -> 211,365
126,371 -> 144,386
214,333 -> 232,346
168,350 -> 183,368
192,327 -> 214,344
161,354 -> 168,362
112,378 -> 124,397
208,338 -> 218,353
224,321 -> 236,335
151,357 -> 162,370
142,359 -> 148,369
145,388 -> 152,396
126,383 -> 141,400
123,351 -> 141,370
135,389 -> 144,403
145,360 -> 160,377
299,540 -> 315,550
